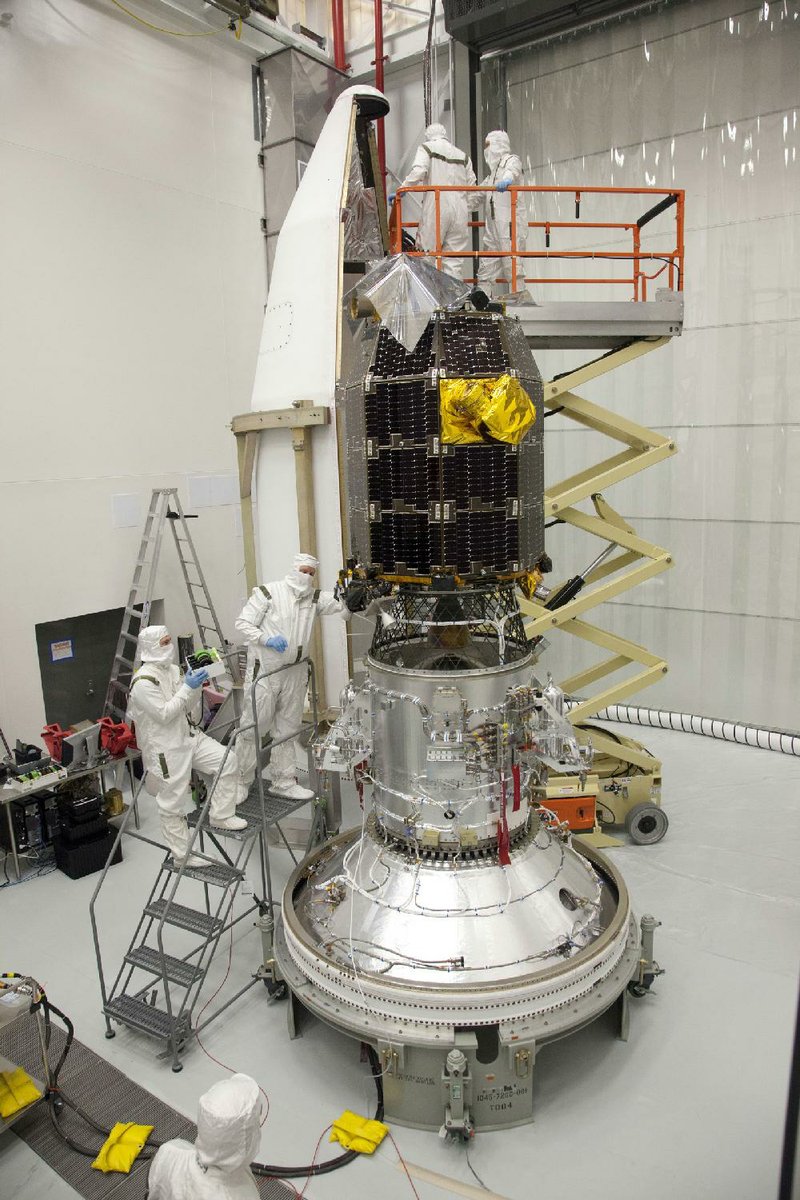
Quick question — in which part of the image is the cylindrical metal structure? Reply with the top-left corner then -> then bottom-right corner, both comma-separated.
278,584 -> 646,1132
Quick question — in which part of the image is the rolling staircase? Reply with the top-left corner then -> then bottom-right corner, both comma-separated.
90,662 -> 329,1071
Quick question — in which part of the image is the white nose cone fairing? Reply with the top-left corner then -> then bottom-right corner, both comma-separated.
249,86 -> 389,700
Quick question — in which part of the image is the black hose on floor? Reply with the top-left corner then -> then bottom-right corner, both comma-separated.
11,975 -> 383,1183
250,1044 -> 384,1179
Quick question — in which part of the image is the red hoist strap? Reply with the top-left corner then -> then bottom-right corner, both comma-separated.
498,774 -> 511,867
512,763 -> 522,813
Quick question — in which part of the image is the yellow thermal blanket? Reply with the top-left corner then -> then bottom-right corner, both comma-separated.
440,375 -> 536,445
329,1109 -> 389,1155
91,1122 -> 154,1174
0,1067 -> 42,1118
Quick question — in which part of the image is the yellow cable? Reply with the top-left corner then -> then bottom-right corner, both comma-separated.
107,0 -> 232,38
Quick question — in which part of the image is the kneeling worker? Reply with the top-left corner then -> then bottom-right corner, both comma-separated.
129,625 -> 247,865
235,553 -> 361,800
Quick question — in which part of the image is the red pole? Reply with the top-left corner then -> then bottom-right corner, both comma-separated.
372,0 -> 387,187
331,0 -> 346,73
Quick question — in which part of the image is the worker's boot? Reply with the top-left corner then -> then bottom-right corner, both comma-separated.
161,813 -> 205,868
271,778 -> 314,801
210,814 -> 248,832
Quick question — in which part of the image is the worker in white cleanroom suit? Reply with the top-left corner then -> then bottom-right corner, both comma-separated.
129,626 -> 246,864
477,129 -> 528,296
235,553 -> 352,801
394,123 -> 477,279
146,1073 -> 261,1200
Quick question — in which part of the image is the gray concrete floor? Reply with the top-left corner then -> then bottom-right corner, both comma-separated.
1,723 -> 798,1200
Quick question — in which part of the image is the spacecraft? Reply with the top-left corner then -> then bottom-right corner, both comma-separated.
251,85 -> 661,1134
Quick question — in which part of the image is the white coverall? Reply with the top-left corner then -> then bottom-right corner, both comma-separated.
234,567 -> 347,792
129,626 -> 241,860
399,122 -> 477,279
477,130 -> 528,296
147,1073 -> 261,1200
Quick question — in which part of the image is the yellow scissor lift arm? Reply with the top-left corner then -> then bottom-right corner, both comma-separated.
518,338 -> 677,845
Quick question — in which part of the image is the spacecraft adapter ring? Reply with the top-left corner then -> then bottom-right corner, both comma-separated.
280,829 -> 637,1030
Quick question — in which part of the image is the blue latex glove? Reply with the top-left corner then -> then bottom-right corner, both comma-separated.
388,192 -> 396,204
262,634 -> 288,652
185,667 -> 209,690
495,179 -> 511,192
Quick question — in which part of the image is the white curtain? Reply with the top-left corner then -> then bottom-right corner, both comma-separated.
484,0 -> 800,729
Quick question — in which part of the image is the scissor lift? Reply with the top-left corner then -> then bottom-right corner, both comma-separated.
391,184 -> 685,843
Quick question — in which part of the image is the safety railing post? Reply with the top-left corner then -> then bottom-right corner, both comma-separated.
435,188 -> 442,273
89,801 -> 136,1021
510,189 -> 518,292
393,196 -> 401,254
633,225 -> 641,301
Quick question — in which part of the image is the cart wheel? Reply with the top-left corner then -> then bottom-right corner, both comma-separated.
626,802 -> 669,845
264,979 -> 287,1000
628,981 -> 649,998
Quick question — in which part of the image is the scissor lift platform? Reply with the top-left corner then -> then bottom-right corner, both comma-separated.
512,291 -> 684,350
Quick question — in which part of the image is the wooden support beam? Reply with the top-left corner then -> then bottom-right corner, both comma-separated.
235,430 -> 259,594
292,426 -> 327,713
231,407 -> 330,434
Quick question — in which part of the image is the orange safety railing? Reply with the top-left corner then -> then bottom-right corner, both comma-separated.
390,186 -> 685,300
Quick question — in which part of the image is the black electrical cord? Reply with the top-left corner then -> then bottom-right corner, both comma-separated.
8,975 -> 383,1181
250,1045 -> 384,1180
45,998 -> 74,1087
21,976 -> 384,1181
4,977 -> 165,1160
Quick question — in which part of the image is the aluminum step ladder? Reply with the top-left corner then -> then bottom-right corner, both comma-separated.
103,488 -> 230,721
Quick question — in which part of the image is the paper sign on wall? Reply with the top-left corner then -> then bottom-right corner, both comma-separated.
50,639 -> 74,663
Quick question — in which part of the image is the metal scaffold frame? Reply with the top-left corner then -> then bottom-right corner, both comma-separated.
518,337 -> 676,727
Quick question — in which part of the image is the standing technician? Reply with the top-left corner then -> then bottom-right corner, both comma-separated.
235,553 -> 363,801
477,129 -> 528,296
393,123 -> 477,279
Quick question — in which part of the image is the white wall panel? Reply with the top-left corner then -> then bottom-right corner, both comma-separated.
0,0 -> 266,739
